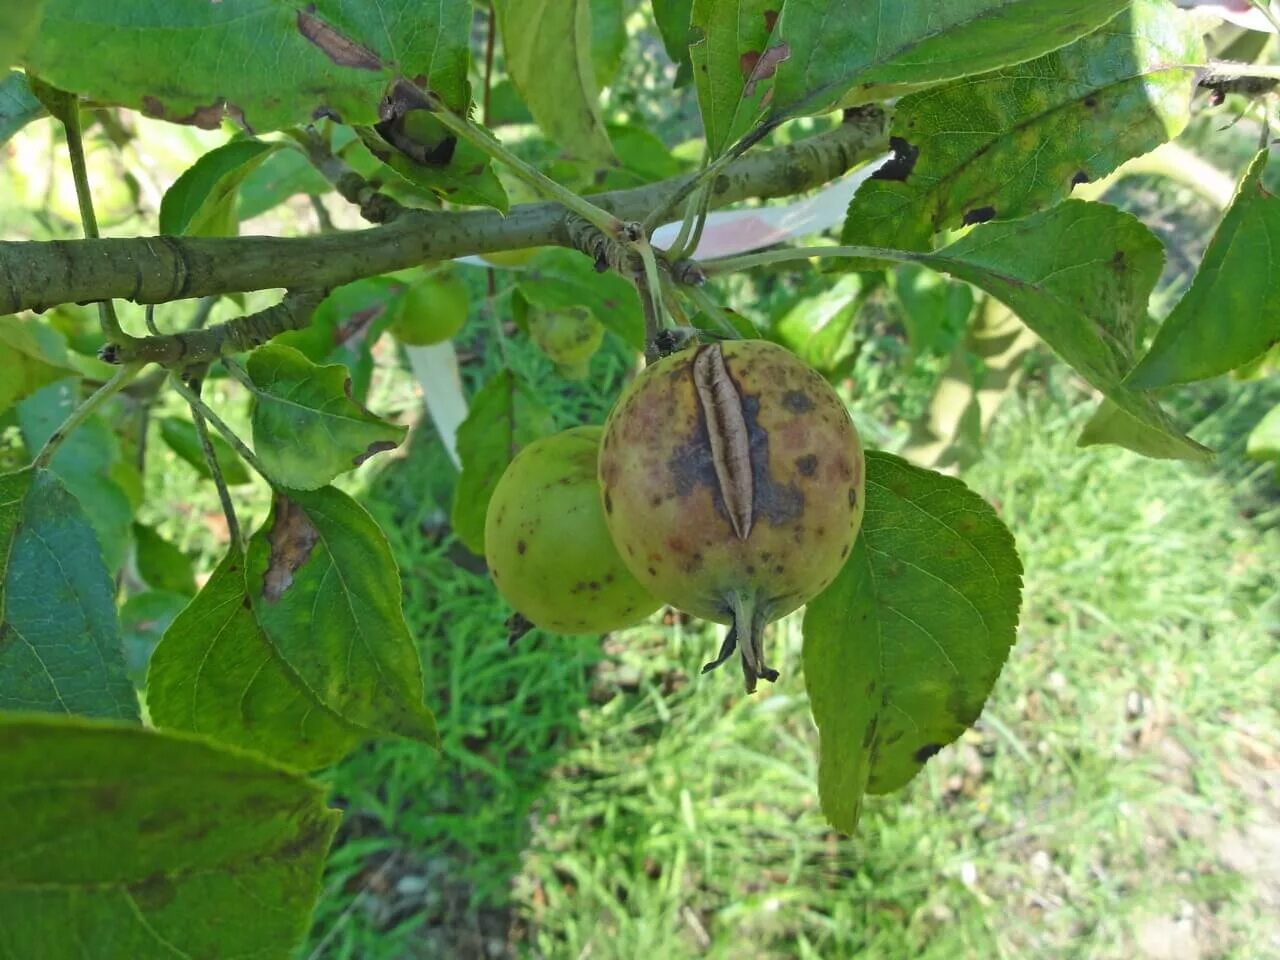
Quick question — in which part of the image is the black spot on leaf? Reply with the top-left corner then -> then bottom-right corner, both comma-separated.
870,136 -> 920,183
962,206 -> 997,226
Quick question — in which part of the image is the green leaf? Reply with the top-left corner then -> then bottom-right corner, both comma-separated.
17,379 -> 134,572
0,70 -> 45,147
0,468 -> 138,721
131,523 -> 196,596
1247,403 -> 1280,462
244,486 -> 438,744
690,0 -> 782,156
237,143 -> 334,220
770,0 -> 1130,121
0,2 -> 41,72
844,0 -> 1202,253
1077,398 -> 1209,460
494,0 -> 614,162
0,712 -> 338,957
159,138 -> 281,237
24,0 -> 473,131
245,343 -> 407,490
653,0 -> 696,82
774,274 -> 864,373
451,369 -> 554,555
0,315 -> 77,415
158,416 -> 253,486
892,265 -> 975,359
149,550 -> 365,769
919,200 -> 1211,462
802,452 -> 1022,833
517,248 -> 645,351
591,0 -> 627,85
1128,149 -> 1280,388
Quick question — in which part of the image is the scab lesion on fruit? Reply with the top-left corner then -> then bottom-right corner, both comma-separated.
693,343 -> 754,540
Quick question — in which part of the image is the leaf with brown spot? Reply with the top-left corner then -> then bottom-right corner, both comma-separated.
297,9 -> 381,70
843,1 -> 1201,256
244,485 -> 438,744
919,201 -> 1210,461
690,0 -> 783,155
22,0 -> 472,133
245,343 -> 406,490
148,549 -> 365,768
803,452 -> 1022,833
0,713 -> 338,957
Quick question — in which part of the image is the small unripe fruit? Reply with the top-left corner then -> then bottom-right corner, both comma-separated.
529,306 -> 604,380
485,426 -> 660,634
389,272 -> 470,345
599,340 -> 865,691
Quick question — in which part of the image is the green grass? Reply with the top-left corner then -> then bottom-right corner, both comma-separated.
301,353 -> 1280,959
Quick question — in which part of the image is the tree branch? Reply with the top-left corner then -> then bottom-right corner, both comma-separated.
0,111 -> 888,315
100,288 -> 326,365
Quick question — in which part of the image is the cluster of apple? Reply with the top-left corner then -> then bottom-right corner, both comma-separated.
484,339 -> 866,692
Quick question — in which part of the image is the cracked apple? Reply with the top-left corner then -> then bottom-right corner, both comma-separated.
599,339 -> 865,690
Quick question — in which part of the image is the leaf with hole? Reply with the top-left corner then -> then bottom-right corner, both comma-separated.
803,452 -> 1022,833
0,712 -> 338,958
516,248 -> 645,351
770,0 -> 1130,121
245,343 -> 407,490
159,416 -> 253,486
0,467 -> 138,721
494,0 -> 614,162
918,200 -> 1210,462
451,369 -> 555,555
1128,149 -> 1280,388
159,138 -> 281,237
844,0 -> 1202,253
148,549 -> 365,769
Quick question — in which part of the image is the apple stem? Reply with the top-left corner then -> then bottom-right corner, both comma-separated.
731,591 -> 779,693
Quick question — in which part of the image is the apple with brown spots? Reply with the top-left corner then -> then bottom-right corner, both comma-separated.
485,426 -> 660,634
599,339 -> 865,691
